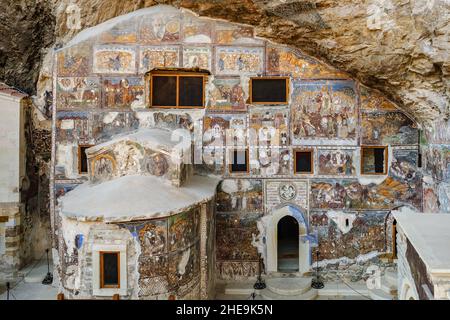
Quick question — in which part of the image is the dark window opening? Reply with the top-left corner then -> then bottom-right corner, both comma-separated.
362,147 -> 387,174
179,76 -> 204,107
230,149 -> 248,173
294,150 -> 313,174
277,215 -> 299,272
392,219 -> 397,259
345,219 -> 349,227
152,75 -> 177,107
100,252 -> 120,288
78,145 -> 92,174
250,77 -> 288,104
151,73 -> 206,108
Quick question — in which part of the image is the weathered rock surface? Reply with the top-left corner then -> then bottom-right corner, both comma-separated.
0,0 -> 448,126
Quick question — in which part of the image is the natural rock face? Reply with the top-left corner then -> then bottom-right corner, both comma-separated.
0,0 -> 448,125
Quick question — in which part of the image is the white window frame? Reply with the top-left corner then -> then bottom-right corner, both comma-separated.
92,244 -> 127,297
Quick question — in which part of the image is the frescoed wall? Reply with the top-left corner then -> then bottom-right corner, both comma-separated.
52,5 -> 424,289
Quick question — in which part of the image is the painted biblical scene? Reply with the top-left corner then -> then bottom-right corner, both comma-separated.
182,15 -> 213,43
216,179 -> 263,213
207,77 -> 246,112
182,47 -> 211,69
216,47 -> 264,75
90,111 -> 139,142
310,177 -> 421,210
291,80 -> 357,144
266,45 -> 347,79
56,77 -> 100,109
215,23 -> 263,45
138,12 -> 181,43
317,149 -> 357,176
250,148 -> 290,176
203,114 -> 247,147
310,211 -> 388,260
139,46 -> 179,73
93,46 -> 136,74
167,242 -> 200,291
168,209 -> 199,252
249,110 -> 289,147
102,77 -> 144,108
359,85 -> 398,111
424,145 -> 450,182
57,45 -> 91,77
216,212 -> 261,261
56,111 -> 90,144
361,112 -> 418,146
99,19 -> 138,43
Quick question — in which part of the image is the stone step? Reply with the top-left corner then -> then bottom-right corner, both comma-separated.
318,281 -> 370,298
266,277 -> 312,296
224,281 -> 257,296
369,288 -> 394,300
261,287 -> 318,300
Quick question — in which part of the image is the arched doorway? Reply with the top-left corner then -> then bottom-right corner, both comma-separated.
277,215 -> 299,272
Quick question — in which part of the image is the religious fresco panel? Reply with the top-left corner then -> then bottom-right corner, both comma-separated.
99,19 -> 138,43
150,112 -> 194,132
203,114 -> 247,147
359,85 -> 398,111
249,109 -> 289,147
310,211 -> 388,260
250,148 -> 290,176
57,45 -> 91,77
56,77 -> 100,109
93,46 -> 137,74
206,77 -> 246,112
216,212 -> 260,261
167,242 -> 200,290
215,47 -> 264,75
216,261 -> 259,280
102,77 -> 144,108
90,111 -> 139,142
137,219 -> 168,256
266,45 -> 347,79
139,46 -> 179,73
182,47 -> 211,70
56,111 -> 90,144
168,209 -> 199,252
182,15 -> 213,43
317,149 -> 357,176
138,12 -> 181,43
216,179 -> 263,213
423,181 -> 440,213
291,80 -> 357,144
361,112 -> 418,146
424,145 -> 450,182
215,23 -> 262,45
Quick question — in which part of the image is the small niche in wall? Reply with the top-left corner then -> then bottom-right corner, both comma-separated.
229,149 -> 249,173
294,150 -> 313,174
78,145 -> 93,174
361,146 -> 387,174
100,252 -> 120,289
249,77 -> 289,104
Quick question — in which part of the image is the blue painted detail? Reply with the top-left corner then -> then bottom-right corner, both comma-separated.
75,234 -> 84,249
284,204 -> 309,232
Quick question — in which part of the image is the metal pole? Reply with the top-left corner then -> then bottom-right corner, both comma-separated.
6,282 -> 10,300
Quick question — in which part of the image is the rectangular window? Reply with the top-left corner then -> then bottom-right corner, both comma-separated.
361,147 -> 387,174
100,252 -> 120,288
230,149 -> 249,173
294,150 -> 313,174
78,145 -> 93,174
250,77 -> 289,104
150,72 -> 206,108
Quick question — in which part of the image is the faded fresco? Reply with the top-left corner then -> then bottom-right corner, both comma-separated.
203,114 -> 247,147
139,46 -> 179,73
93,46 -> 136,74
250,148 -> 290,176
216,47 -> 264,75
56,77 -> 100,109
249,110 -> 289,147
182,15 -> 213,43
360,85 -> 398,111
57,46 -> 91,77
138,12 -> 181,43
216,179 -> 263,213
362,112 -> 418,146
183,47 -> 211,69
56,111 -> 90,143
291,80 -> 357,143
317,149 -> 356,176
215,23 -> 261,45
103,77 -> 144,108
207,77 -> 246,112
267,45 -> 347,79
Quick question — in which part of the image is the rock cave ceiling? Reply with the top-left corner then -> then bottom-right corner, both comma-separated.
0,0 -> 448,126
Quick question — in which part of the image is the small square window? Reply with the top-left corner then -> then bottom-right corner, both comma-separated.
100,251 -> 120,289
78,145 -> 93,174
229,149 -> 249,173
294,150 -> 313,174
250,77 -> 289,104
361,147 -> 387,174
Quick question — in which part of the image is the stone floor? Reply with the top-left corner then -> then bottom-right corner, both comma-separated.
0,260 -> 58,300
